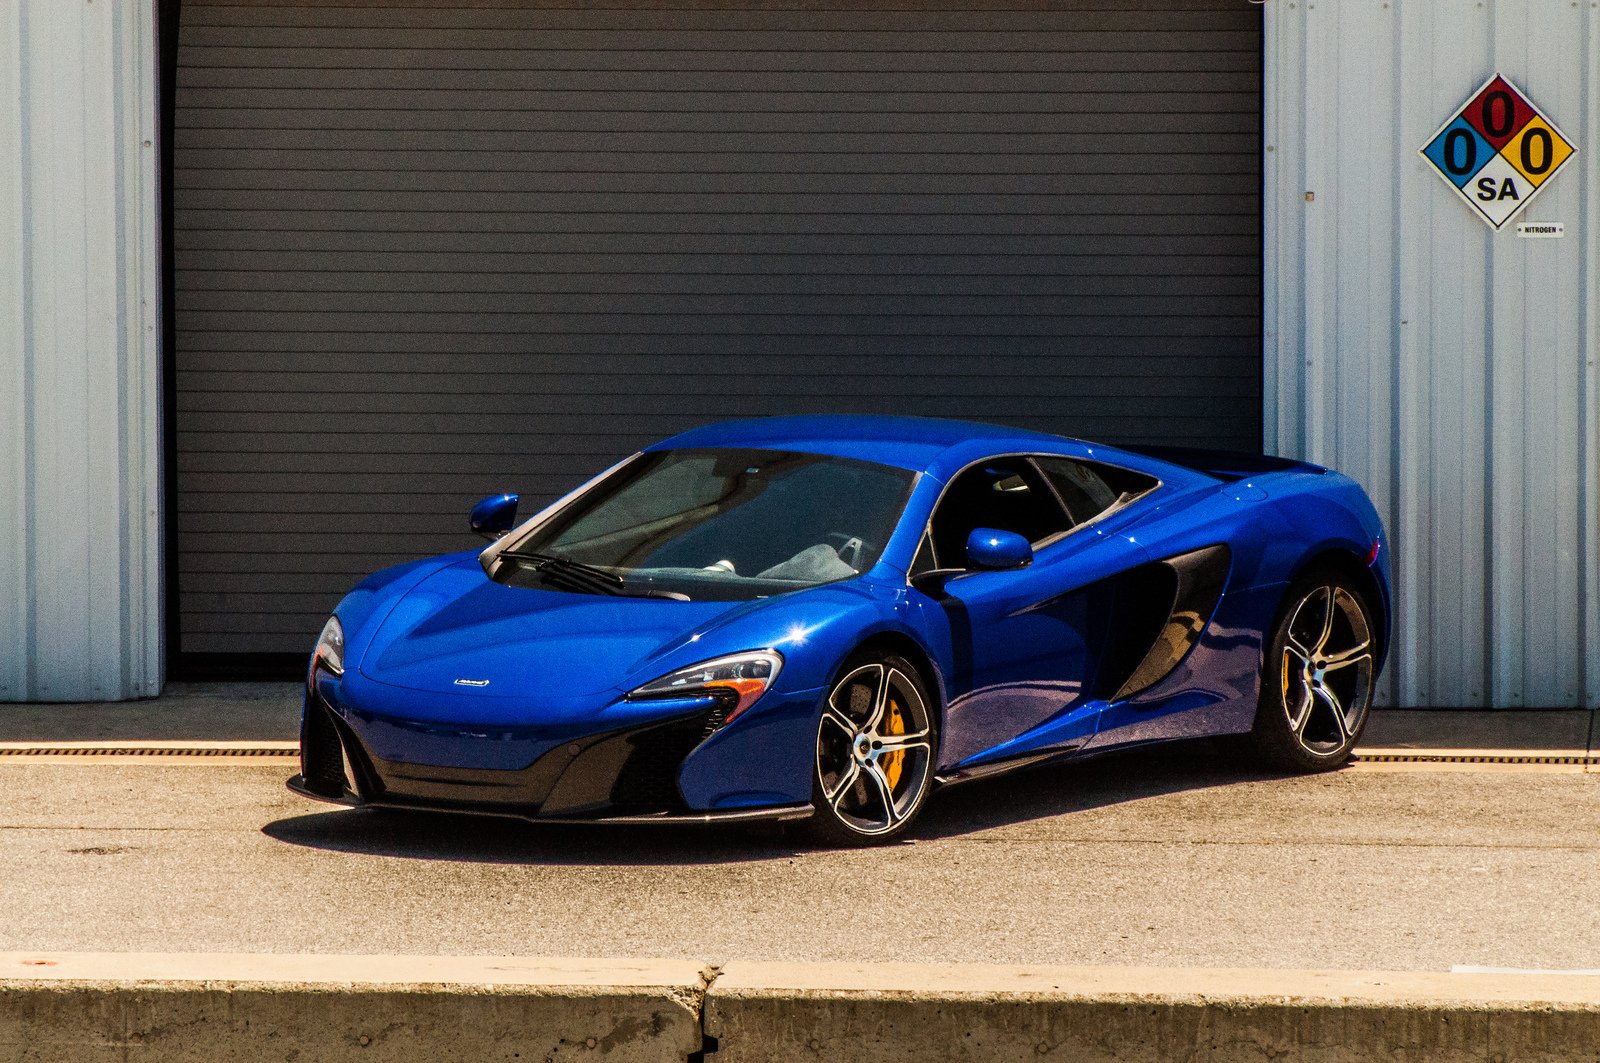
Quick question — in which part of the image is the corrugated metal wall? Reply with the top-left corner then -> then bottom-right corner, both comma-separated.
1265,1 -> 1600,707
0,0 -> 163,702
173,0 -> 1263,656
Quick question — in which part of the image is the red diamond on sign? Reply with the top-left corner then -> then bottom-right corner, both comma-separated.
1461,75 -> 1535,150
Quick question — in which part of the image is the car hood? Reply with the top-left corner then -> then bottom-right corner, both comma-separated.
356,558 -> 748,698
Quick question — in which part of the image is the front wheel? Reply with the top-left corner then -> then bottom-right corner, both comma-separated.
806,652 -> 938,846
1249,571 -> 1377,772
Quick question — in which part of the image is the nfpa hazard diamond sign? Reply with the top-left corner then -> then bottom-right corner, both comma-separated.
1420,73 -> 1576,230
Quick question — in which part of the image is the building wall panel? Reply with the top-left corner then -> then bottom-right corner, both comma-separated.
1266,0 -> 1599,707
0,0 -> 162,702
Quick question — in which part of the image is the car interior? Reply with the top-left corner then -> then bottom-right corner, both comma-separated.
924,456 -> 1158,570
928,459 -> 1070,567
530,448 -> 917,595
523,447 -> 1157,593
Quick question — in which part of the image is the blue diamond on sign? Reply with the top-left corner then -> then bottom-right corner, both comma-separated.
1419,73 -> 1577,230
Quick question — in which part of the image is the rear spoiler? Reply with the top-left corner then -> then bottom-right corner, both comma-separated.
1120,445 -> 1326,483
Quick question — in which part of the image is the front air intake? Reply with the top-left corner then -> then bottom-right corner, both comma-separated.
608,712 -> 716,813
299,696 -> 348,798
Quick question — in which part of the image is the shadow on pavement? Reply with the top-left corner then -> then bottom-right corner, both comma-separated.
262,807 -> 808,866
262,738 -> 1278,864
913,738 -> 1283,840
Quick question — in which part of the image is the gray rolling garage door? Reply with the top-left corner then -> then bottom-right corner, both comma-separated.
173,0 -> 1262,658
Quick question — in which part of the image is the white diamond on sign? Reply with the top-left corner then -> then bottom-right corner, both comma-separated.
1419,73 -> 1577,230
1465,152 -> 1530,228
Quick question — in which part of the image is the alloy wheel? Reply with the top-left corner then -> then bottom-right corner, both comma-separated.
815,663 -> 934,837
1280,585 -> 1374,755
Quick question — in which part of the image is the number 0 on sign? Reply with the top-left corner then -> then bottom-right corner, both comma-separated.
1420,73 -> 1576,230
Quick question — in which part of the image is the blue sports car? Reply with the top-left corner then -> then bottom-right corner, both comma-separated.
292,415 -> 1389,844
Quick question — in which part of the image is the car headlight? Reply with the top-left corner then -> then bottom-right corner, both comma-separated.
627,649 -> 783,723
309,615 -> 345,679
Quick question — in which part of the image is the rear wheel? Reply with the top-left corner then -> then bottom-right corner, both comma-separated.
1250,570 -> 1377,771
806,652 -> 938,846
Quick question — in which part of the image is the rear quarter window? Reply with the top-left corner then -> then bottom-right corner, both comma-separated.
1034,457 -> 1159,527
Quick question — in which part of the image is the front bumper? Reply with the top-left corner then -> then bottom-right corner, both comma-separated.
293,686 -> 814,824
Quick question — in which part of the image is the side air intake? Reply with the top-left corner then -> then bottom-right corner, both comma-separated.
1112,544 -> 1232,702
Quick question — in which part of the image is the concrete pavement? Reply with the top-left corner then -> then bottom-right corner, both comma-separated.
1362,707 -> 1598,752
0,682 -> 303,742
1,743 -> 1597,971
4,687 -> 1599,1059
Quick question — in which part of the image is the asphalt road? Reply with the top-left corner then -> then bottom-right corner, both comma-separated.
2,746 -> 1596,972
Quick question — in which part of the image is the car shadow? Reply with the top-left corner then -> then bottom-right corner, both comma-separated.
911,737 -> 1287,840
261,738 -> 1287,865
261,807 -> 810,866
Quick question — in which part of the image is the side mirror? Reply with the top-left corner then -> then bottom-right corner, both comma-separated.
966,528 -> 1032,570
469,493 -> 519,540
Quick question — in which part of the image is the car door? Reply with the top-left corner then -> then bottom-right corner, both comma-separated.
912,455 -> 1155,770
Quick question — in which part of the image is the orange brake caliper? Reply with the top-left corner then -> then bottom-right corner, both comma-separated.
880,696 -> 906,789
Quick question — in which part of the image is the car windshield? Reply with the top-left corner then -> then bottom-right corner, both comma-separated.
499,447 -> 917,601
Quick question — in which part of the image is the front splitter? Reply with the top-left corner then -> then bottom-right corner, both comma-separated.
286,774 -> 814,826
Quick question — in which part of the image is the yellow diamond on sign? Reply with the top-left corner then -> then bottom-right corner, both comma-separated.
1503,116 -> 1574,187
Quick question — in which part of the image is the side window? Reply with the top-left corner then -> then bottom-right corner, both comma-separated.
928,458 -> 1072,568
1034,457 -> 1158,527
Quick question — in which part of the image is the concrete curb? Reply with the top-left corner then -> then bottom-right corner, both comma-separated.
6,955 -> 1600,1062
0,953 -> 707,1062
704,962 -> 1600,1063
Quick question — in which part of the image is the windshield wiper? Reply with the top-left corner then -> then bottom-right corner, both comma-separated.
497,550 -> 692,600
498,551 -> 625,592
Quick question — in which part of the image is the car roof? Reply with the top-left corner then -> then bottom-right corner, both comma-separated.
647,414 -> 1080,473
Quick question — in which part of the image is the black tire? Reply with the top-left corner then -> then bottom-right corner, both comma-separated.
1249,568 -> 1378,772
805,650 -> 939,846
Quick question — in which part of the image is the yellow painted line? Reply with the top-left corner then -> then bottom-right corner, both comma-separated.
1349,746 -> 1596,774
0,740 -> 298,764
0,754 -> 297,764
1345,759 -> 1588,774
0,741 -> 1592,771
1356,746 -> 1592,760
0,740 -> 298,751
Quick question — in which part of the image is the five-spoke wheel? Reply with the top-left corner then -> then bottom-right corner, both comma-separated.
1251,570 -> 1377,770
808,653 -> 937,844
